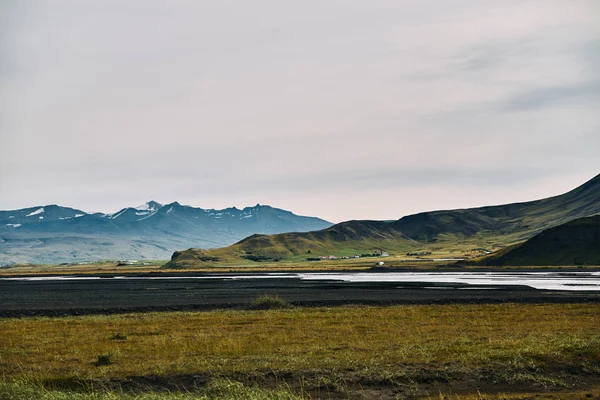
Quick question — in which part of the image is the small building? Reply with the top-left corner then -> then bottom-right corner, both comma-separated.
376,261 -> 385,266
381,251 -> 390,257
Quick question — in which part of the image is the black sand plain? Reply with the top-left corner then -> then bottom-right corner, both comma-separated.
1,269 -> 599,317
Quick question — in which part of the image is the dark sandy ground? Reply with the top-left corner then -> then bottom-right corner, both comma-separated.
1,271 -> 599,317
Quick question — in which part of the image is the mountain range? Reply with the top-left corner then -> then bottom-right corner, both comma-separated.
166,173 -> 600,268
0,202 -> 332,264
3,174 -> 599,267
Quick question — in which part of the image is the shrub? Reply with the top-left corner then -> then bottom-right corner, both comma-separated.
242,255 -> 281,262
109,333 -> 127,341
248,295 -> 292,310
94,353 -> 113,366
196,256 -> 219,262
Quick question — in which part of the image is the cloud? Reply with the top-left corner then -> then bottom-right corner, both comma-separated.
0,0 -> 599,221
500,82 -> 600,112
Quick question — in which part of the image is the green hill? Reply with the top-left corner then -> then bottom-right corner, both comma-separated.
473,215 -> 600,266
163,220 -> 420,268
164,173 -> 600,268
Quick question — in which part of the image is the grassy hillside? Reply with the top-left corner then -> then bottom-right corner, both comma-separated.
391,173 -> 600,243
163,220 -> 421,268
474,215 -> 600,266
165,173 -> 600,268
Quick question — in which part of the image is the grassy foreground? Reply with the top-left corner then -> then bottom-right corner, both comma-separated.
1,304 -> 599,399
0,379 -> 301,400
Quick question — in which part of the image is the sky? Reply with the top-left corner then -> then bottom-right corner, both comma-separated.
1,0 -> 599,223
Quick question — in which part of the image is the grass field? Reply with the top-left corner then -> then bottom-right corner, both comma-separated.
1,303 -> 599,399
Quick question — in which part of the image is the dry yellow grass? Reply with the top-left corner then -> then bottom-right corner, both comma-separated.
0,262 -> 165,276
1,303 -> 598,395
1,259 -> 586,277
0,258 -> 429,276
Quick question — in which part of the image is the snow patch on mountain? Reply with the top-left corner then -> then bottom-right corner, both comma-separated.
111,210 -> 125,219
26,208 -> 45,217
137,211 -> 158,221
136,201 -> 162,212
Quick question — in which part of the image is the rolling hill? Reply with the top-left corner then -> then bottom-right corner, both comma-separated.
0,202 -> 332,264
165,173 -> 600,268
393,173 -> 600,242
472,215 -> 600,266
163,220 -> 421,268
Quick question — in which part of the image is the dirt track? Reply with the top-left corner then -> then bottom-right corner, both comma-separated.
1,272 -> 599,317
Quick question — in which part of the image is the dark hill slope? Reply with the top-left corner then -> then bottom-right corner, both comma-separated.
475,215 -> 600,266
392,173 -> 600,242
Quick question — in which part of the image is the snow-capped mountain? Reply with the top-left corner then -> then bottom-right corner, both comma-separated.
105,201 -> 164,221
0,202 -> 332,264
0,204 -> 88,225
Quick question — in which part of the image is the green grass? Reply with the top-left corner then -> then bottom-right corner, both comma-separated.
0,379 -> 301,400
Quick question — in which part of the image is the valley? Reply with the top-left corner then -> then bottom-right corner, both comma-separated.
3,1 -> 599,398
2,175 -> 599,400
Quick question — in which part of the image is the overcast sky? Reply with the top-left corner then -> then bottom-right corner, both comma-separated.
1,0 -> 599,222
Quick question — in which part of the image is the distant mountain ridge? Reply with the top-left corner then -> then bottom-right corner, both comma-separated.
166,173 -> 600,268
0,202 -> 333,264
